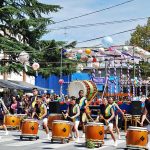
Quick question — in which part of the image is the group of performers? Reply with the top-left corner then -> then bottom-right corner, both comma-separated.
0,87 -> 150,147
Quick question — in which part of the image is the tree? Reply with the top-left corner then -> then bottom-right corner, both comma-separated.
0,0 -> 76,77
130,18 -> 150,51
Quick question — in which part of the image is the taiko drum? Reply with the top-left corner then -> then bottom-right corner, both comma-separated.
85,122 -> 104,141
48,114 -> 63,129
52,120 -> 71,139
4,115 -> 20,127
21,119 -> 39,136
68,80 -> 97,101
126,126 -> 148,148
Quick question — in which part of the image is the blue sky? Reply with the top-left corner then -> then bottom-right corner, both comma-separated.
40,0 -> 150,47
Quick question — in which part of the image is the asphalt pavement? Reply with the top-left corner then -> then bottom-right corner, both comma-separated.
0,129 -> 149,150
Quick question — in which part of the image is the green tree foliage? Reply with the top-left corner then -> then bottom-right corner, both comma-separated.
0,0 -> 76,77
130,18 -> 150,51
129,18 -> 150,78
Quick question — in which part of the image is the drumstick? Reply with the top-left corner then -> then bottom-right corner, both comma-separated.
0,98 -> 9,114
62,112 -> 67,119
62,112 -> 75,122
146,117 -> 150,124
99,115 -> 108,126
86,113 -> 95,122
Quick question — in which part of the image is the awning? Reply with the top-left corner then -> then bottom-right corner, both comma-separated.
0,79 -> 31,90
9,80 -> 49,91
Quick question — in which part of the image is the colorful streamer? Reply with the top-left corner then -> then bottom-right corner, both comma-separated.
114,59 -> 117,98
138,65 -> 142,96
108,61 -> 111,96
120,60 -> 123,93
127,61 -> 131,99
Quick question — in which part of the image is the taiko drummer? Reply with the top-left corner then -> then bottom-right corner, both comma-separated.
0,98 -> 9,138
140,94 -> 150,133
77,90 -> 87,138
31,96 -> 50,140
65,96 -> 80,143
95,98 -> 117,147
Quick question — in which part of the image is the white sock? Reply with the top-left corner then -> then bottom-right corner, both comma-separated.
47,134 -> 50,139
5,131 -> 9,135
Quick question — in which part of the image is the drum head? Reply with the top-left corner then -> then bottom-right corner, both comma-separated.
5,114 -> 13,117
53,120 -> 70,124
49,114 -> 62,116
23,119 -> 37,122
68,81 -> 87,98
86,122 -> 104,126
16,114 -> 26,116
128,126 -> 147,131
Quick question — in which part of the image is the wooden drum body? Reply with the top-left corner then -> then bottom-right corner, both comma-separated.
4,115 -> 20,128
126,126 -> 148,149
85,122 -> 104,142
68,80 -> 97,101
21,119 -> 39,136
52,120 -> 71,139
48,114 -> 63,129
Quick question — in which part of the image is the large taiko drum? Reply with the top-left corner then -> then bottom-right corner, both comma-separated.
85,122 -> 104,142
21,119 -> 39,136
126,126 -> 148,149
4,114 -> 20,128
48,114 -> 63,129
52,120 -> 71,139
68,80 -> 97,101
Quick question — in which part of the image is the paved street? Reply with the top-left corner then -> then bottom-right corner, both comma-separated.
0,129 -> 149,150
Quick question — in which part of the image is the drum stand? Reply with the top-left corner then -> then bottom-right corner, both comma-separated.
20,134 -> 39,140
125,146 -> 148,150
6,125 -> 20,130
51,136 -> 70,144
85,140 -> 104,148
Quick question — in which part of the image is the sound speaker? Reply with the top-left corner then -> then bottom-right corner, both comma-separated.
49,101 -> 61,114
131,101 -> 141,115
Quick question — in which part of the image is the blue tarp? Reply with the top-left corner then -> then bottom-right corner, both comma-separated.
35,73 -> 120,94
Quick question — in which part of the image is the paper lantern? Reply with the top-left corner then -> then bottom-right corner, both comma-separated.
81,56 -> 88,62
101,36 -> 113,48
18,51 -> 29,64
59,79 -> 64,85
85,49 -> 91,55
92,62 -> 99,69
0,52 -> 4,60
98,71 -> 101,74
62,49 -> 67,55
99,48 -> 105,54
32,62 -> 40,71
123,46 -> 129,51
77,49 -> 83,54
108,47 -> 114,51
88,57 -> 93,62
92,57 -> 97,62
76,53 -> 81,60
66,49 -> 72,53
76,64 -> 84,72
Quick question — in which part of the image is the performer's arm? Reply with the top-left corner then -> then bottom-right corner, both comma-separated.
64,107 -> 69,118
107,108 -> 115,123
31,112 -> 36,118
95,115 -> 99,122
115,103 -> 124,116
140,107 -> 147,126
0,99 -> 9,114
31,107 -> 37,118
